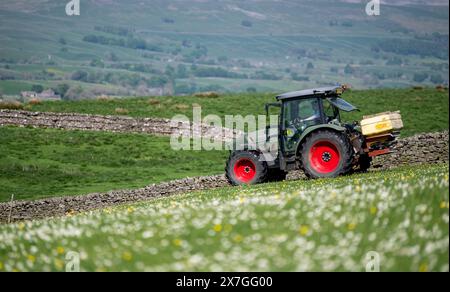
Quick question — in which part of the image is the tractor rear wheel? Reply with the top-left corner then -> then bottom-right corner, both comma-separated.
300,130 -> 353,179
226,151 -> 268,185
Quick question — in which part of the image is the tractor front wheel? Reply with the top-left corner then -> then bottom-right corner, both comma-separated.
226,151 -> 268,185
300,130 -> 353,179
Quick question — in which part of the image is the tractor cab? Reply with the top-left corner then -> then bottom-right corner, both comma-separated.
274,86 -> 358,158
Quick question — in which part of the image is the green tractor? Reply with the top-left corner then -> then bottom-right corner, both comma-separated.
226,85 -> 401,185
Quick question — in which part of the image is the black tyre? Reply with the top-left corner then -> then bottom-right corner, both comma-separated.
267,168 -> 288,182
300,130 -> 354,179
358,154 -> 372,172
225,151 -> 268,185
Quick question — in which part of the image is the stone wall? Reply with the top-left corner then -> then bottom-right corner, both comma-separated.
0,175 -> 229,223
372,131 -> 449,168
0,109 -> 235,141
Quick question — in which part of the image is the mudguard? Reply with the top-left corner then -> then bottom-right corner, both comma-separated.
295,124 -> 347,155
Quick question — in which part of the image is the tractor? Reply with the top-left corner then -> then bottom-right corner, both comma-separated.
225,85 -> 402,185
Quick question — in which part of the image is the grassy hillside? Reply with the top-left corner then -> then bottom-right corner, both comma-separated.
0,164 -> 448,272
24,88 -> 450,137
0,127 -> 227,202
0,0 -> 448,97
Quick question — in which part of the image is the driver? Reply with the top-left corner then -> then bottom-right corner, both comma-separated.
300,99 -> 321,122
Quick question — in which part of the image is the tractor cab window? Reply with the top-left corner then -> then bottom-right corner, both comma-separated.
283,98 -> 321,130
327,97 -> 358,112
322,99 -> 340,122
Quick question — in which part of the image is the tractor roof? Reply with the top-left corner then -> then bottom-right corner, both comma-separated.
276,86 -> 342,101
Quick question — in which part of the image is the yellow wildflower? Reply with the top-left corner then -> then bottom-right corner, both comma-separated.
233,235 -> 243,243
122,252 -> 133,261
54,259 -> 64,270
299,225 -> 309,236
419,263 -> 428,272
213,224 -> 222,232
27,254 -> 36,263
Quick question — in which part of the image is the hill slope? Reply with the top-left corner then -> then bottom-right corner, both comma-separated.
0,0 -> 448,97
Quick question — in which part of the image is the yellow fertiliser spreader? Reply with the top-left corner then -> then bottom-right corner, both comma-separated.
360,111 -> 404,157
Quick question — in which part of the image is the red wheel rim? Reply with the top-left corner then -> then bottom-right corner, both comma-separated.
234,158 -> 256,183
309,140 -> 341,174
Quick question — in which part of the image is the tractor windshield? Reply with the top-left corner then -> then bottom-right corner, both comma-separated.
327,97 -> 358,112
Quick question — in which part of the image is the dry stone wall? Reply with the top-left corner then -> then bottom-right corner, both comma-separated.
0,110 -> 235,141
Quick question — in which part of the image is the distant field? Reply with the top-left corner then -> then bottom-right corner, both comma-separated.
0,164 -> 447,271
0,127 -> 227,202
25,88 -> 449,137
0,1 -> 448,96
0,80 -> 33,95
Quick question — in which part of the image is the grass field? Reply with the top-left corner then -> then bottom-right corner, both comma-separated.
23,88 -> 450,137
0,127 -> 227,202
0,164 -> 448,272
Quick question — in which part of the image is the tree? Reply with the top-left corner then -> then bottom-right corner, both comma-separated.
55,83 -> 70,98
105,52 -> 119,62
162,17 -> 175,24
165,65 -> 175,78
71,70 -> 89,82
291,73 -> 309,81
430,74 -> 444,84
148,76 -> 169,87
218,56 -> 228,63
64,86 -> 84,100
176,64 -> 189,78
59,37 -> 67,45
241,20 -> 253,27
90,59 -> 105,68
341,21 -> 353,27
307,62 -> 315,70
413,72 -> 429,83
330,67 -> 339,73
344,64 -> 355,75
31,84 -> 44,93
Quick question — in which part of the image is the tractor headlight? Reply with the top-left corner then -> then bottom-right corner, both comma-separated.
285,127 -> 296,138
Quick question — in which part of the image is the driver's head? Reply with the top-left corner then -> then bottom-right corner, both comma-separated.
312,99 -> 319,112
